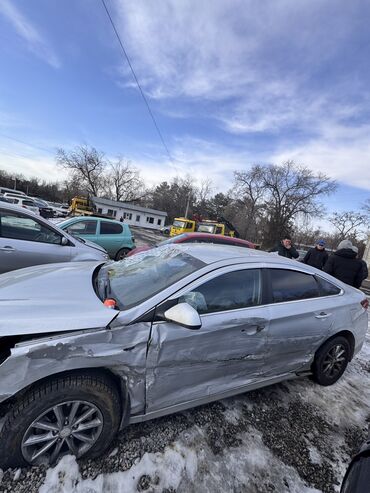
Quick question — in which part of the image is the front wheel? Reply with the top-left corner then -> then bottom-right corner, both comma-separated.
0,372 -> 121,468
312,336 -> 350,386
115,248 -> 131,260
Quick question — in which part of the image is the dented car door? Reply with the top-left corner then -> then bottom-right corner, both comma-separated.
145,266 -> 270,412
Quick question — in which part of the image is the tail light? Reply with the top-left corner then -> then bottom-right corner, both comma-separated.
361,299 -> 369,310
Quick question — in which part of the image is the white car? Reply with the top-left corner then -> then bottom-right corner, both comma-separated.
5,196 -> 40,215
48,201 -> 69,217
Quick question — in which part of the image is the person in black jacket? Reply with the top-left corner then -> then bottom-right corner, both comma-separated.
323,239 -> 367,288
302,239 -> 328,270
269,235 -> 299,259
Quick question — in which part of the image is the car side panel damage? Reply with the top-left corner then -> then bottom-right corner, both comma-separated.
0,323 -> 151,416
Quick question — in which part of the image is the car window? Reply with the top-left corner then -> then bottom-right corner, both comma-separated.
67,220 -> 97,235
0,212 -> 62,244
100,221 -> 123,235
316,276 -> 341,296
269,269 -> 319,303
180,269 -> 262,314
23,200 -> 36,207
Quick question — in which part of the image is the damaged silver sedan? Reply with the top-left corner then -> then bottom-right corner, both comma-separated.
0,244 -> 368,467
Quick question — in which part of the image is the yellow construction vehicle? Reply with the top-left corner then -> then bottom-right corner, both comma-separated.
170,217 -> 237,237
170,217 -> 196,236
69,197 -> 95,216
196,220 -> 236,237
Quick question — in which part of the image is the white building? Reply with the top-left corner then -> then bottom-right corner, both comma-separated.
92,197 -> 167,230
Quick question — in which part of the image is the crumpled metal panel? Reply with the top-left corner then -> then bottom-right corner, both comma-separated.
0,323 -> 151,415
0,261 -> 117,336
145,310 -> 269,413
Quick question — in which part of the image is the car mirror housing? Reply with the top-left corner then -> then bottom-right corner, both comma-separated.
164,302 -> 202,330
341,434 -> 370,493
61,236 -> 69,246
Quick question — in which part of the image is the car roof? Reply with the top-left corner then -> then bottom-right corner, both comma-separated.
0,201 -> 36,213
61,216 -> 126,225
180,232 -> 254,245
158,242 -> 279,264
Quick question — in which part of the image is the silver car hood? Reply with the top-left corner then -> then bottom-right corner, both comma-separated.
0,261 -> 117,337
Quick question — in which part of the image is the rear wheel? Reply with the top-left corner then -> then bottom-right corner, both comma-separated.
115,248 -> 131,260
312,336 -> 350,386
0,372 -> 121,468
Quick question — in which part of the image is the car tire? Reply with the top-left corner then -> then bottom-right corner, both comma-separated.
0,371 -> 121,468
115,248 -> 131,260
312,336 -> 350,386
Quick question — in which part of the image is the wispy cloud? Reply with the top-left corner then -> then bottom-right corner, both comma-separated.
108,0 -> 370,193
0,0 -> 60,68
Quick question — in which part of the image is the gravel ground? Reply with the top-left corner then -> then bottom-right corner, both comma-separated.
1,323 -> 369,493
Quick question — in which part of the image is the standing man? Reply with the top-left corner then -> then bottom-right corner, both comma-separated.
323,239 -> 367,288
302,239 -> 328,270
270,235 -> 299,259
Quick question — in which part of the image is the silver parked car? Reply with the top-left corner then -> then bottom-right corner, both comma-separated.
0,202 -> 109,273
0,244 -> 367,467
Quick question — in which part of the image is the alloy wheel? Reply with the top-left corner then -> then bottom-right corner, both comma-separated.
322,344 -> 347,378
21,400 -> 103,465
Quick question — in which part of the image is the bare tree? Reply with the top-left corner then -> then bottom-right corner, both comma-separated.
233,161 -> 337,246
328,211 -> 369,240
233,166 -> 266,241
362,198 -> 370,218
56,145 -> 106,196
105,158 -> 145,202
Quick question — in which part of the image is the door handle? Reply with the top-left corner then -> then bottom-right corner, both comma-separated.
315,312 -> 331,319
0,246 -> 15,252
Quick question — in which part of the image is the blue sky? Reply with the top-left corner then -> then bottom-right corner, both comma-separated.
0,0 -> 369,217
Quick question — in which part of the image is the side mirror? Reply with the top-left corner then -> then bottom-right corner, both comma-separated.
164,302 -> 202,330
61,236 -> 69,246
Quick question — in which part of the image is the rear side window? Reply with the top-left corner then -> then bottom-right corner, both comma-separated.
100,222 -> 123,235
269,269 -> 319,303
180,269 -> 262,314
316,276 -> 341,296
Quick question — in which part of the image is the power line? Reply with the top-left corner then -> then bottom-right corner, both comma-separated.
0,133 -> 55,155
100,0 -> 174,164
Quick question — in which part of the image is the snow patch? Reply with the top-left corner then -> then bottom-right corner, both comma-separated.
40,442 -> 198,493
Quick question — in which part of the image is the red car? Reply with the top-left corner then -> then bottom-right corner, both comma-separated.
127,232 -> 255,257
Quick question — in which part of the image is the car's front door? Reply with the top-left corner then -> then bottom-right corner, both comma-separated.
65,219 -> 98,245
145,266 -> 270,413
0,209 -> 72,273
264,268 -> 334,376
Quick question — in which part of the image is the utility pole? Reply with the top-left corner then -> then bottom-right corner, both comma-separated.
184,192 -> 191,218
13,177 -> 16,190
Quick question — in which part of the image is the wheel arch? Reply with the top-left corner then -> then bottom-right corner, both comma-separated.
0,367 -> 131,429
316,330 -> 355,362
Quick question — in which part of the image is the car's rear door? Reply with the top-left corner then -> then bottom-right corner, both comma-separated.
98,221 -> 130,258
264,267 -> 334,376
145,265 -> 270,412
0,209 -> 72,273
